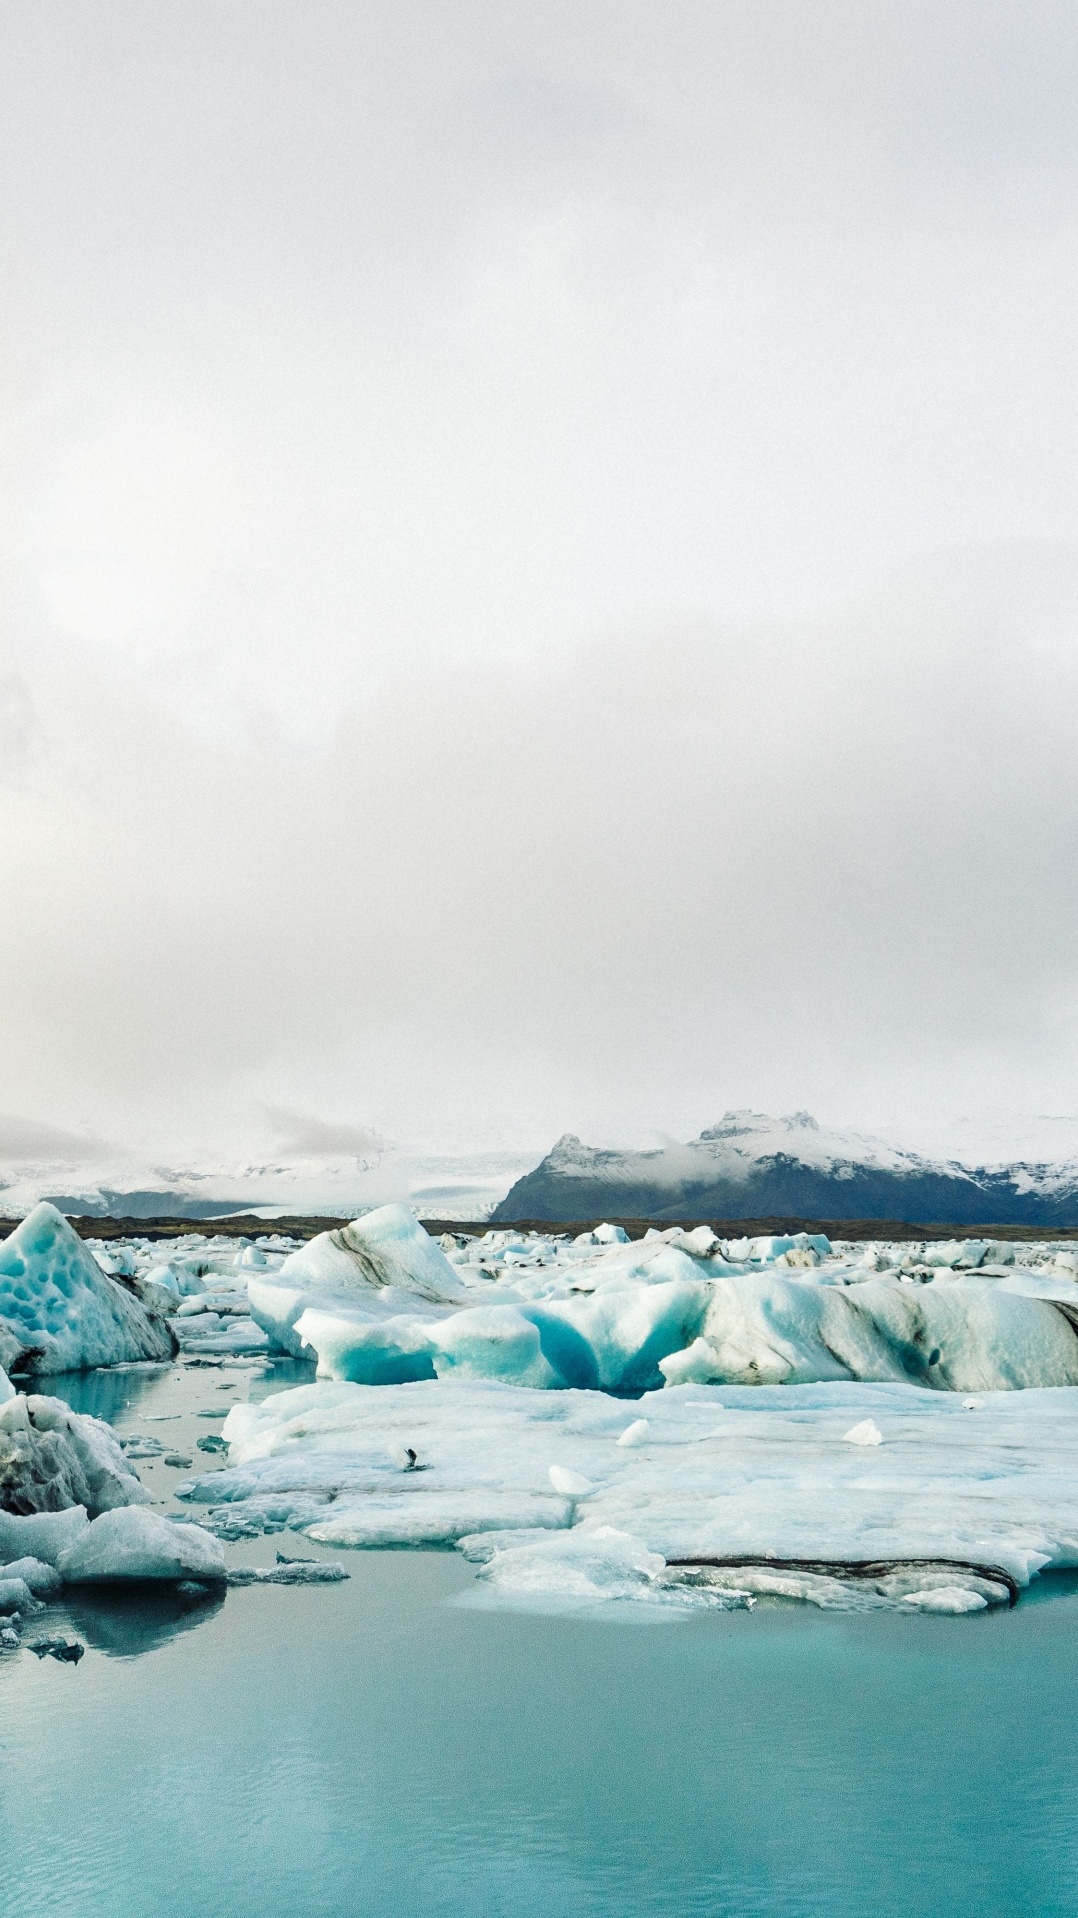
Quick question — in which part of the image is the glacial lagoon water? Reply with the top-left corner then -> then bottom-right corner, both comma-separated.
5,1363 -> 1078,1917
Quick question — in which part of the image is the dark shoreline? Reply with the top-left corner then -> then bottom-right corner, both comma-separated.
3,1212 -> 1078,1244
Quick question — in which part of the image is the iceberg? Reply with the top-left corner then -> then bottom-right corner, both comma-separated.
0,1504 -> 90,1566
247,1202 -> 470,1361
173,1375 -> 1078,1610
283,1231 -> 1078,1399
56,1506 -> 226,1584
0,1389 -> 149,1515
0,1203 -> 174,1373
659,1273 -> 1078,1392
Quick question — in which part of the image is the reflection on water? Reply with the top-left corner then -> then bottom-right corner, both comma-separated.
5,1544 -> 1078,1917
42,1355 -> 316,1424
41,1363 -> 175,1424
60,1581 -> 227,1658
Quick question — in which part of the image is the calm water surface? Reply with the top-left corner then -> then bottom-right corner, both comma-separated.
4,1361 -> 1078,1917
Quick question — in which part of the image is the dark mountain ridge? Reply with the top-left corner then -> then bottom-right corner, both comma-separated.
491,1111 -> 1078,1227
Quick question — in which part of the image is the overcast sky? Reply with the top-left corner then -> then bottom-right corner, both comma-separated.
2,2 -> 1078,1165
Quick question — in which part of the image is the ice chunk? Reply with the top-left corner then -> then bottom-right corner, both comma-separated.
549,1466 -> 595,1496
294,1304 -> 439,1384
1,1555 -> 62,1596
171,1315 -> 271,1357
226,1561 -> 348,1585
431,1307 -> 558,1389
844,1419 -> 883,1445
248,1204 -> 470,1358
57,1507 -> 226,1583
901,1586 -> 987,1613
0,1575 -> 37,1612
466,1523 -> 753,1615
0,1391 -> 148,1515
660,1336 -> 730,1387
0,1365 -> 13,1405
617,1418 -> 650,1446
0,1504 -> 89,1565
473,1524 -> 663,1601
0,1204 -> 174,1374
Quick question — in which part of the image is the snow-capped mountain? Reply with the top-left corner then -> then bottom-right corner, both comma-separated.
491,1110 -> 1078,1226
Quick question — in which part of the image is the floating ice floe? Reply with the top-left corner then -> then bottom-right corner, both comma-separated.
171,1375 -> 1078,1612
0,1204 -> 174,1374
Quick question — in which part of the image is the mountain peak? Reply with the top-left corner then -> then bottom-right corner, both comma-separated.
698,1110 -> 820,1143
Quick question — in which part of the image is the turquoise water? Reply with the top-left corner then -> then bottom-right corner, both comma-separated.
5,1365 -> 1078,1916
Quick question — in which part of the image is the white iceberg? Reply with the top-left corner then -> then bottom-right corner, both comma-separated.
0,1555 -> 62,1597
247,1203 -> 470,1363
0,1504 -> 90,1566
56,1506 -> 226,1583
0,1390 -> 149,1515
656,1273 -> 1078,1393
0,1203 -> 174,1374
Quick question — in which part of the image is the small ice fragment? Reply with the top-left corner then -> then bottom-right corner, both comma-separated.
843,1419 -> 883,1446
901,1587 -> 987,1613
548,1465 -> 594,1496
963,1398 -> 984,1410
197,1435 -> 228,1454
617,1419 -> 650,1447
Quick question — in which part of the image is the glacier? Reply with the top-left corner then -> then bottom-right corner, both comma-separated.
8,1203 -> 1078,1616
7,1200 -> 1078,1399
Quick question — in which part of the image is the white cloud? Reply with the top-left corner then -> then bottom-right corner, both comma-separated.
1,4 -> 1077,1157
